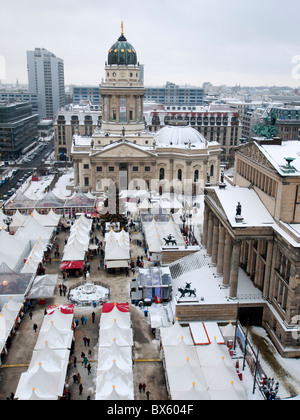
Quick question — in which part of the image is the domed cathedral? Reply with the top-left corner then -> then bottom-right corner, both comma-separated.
100,22 -> 145,136
71,24 -> 222,194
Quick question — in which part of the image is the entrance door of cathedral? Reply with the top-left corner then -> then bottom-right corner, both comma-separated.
119,163 -> 128,190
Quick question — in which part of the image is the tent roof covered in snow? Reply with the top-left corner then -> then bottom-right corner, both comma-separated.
26,274 -> 58,299
104,229 -> 130,267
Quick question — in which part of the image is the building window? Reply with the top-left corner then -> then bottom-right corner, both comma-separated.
194,170 -> 199,182
97,166 -> 102,172
133,166 -> 139,172
83,164 -> 89,169
178,169 -> 182,181
210,165 -> 214,177
145,166 -> 151,172
159,168 -> 165,180
109,166 -> 114,172
84,177 -> 89,186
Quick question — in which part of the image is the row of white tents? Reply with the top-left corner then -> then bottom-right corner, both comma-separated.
0,299 -> 24,364
160,320 -> 246,400
15,305 -> 74,400
95,303 -> 134,400
0,209 -> 61,230
104,229 -> 130,269
61,214 -> 92,265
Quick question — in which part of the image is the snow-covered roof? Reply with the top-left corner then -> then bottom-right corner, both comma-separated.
257,140 -> 300,176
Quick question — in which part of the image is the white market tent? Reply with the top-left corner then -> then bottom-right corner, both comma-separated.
32,209 -> 61,227
160,320 -> 194,347
96,302 -> 133,401
15,304 -> 74,400
100,306 -> 131,330
0,230 -> 29,271
95,363 -> 134,400
10,210 -> 29,229
161,321 -> 247,400
26,274 -> 58,299
99,322 -> 133,347
97,341 -> 132,371
143,217 -> 185,254
15,216 -> 54,243
104,229 -> 130,269
15,361 -> 65,400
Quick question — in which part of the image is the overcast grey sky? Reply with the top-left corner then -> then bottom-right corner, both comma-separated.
1,0 -> 300,87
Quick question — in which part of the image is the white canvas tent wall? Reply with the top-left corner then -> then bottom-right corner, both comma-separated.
100,306 -> 131,330
104,229 -> 130,269
26,274 -> 58,299
97,341 -> 132,371
160,320 -> 194,347
143,218 -> 185,254
0,230 -> 29,271
32,209 -> 61,227
98,322 -> 133,347
15,217 -> 54,243
95,363 -> 134,400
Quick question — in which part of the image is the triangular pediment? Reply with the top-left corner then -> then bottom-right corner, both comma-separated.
91,142 -> 156,159
237,142 -> 274,170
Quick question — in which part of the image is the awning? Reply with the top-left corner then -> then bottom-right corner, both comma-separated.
60,261 -> 84,270
105,260 -> 129,269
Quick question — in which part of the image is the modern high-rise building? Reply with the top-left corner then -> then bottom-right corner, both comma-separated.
27,48 -> 65,119
0,102 -> 39,160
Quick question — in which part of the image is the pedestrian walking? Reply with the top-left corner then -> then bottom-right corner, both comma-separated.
81,315 -> 84,325
142,383 -> 146,393
77,372 -> 81,383
86,338 -> 90,347
146,390 -> 151,400
87,364 -> 91,375
84,316 -> 87,325
29,311 -> 33,320
83,357 -> 88,368
33,323 -> 38,332
79,383 -> 83,395
83,335 -> 87,347
139,383 -> 143,393
92,312 -> 95,323
73,356 -> 77,368
73,374 -> 78,384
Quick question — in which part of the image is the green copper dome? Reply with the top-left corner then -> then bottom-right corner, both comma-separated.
108,32 -> 137,66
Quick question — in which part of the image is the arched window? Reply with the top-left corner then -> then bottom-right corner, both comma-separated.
159,168 -> 165,180
194,170 -> 199,182
210,165 -> 214,177
178,169 -> 182,181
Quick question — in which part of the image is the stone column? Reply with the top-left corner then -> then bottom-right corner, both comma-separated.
263,240 -> 273,299
211,217 -> 219,265
230,240 -> 241,298
206,211 -> 214,256
217,225 -> 225,274
223,233 -> 233,286
202,206 -> 209,247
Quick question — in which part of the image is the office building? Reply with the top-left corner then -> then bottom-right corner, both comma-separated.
0,102 -> 39,161
27,48 -> 65,119
144,81 -> 203,106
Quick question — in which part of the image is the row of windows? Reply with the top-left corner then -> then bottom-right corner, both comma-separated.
83,165 -> 152,172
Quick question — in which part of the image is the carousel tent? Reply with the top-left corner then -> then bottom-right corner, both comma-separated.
104,229 -> 130,269
64,191 -> 96,211
35,191 -> 66,210
26,274 -> 58,299
0,262 -> 33,306
5,191 -> 38,211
